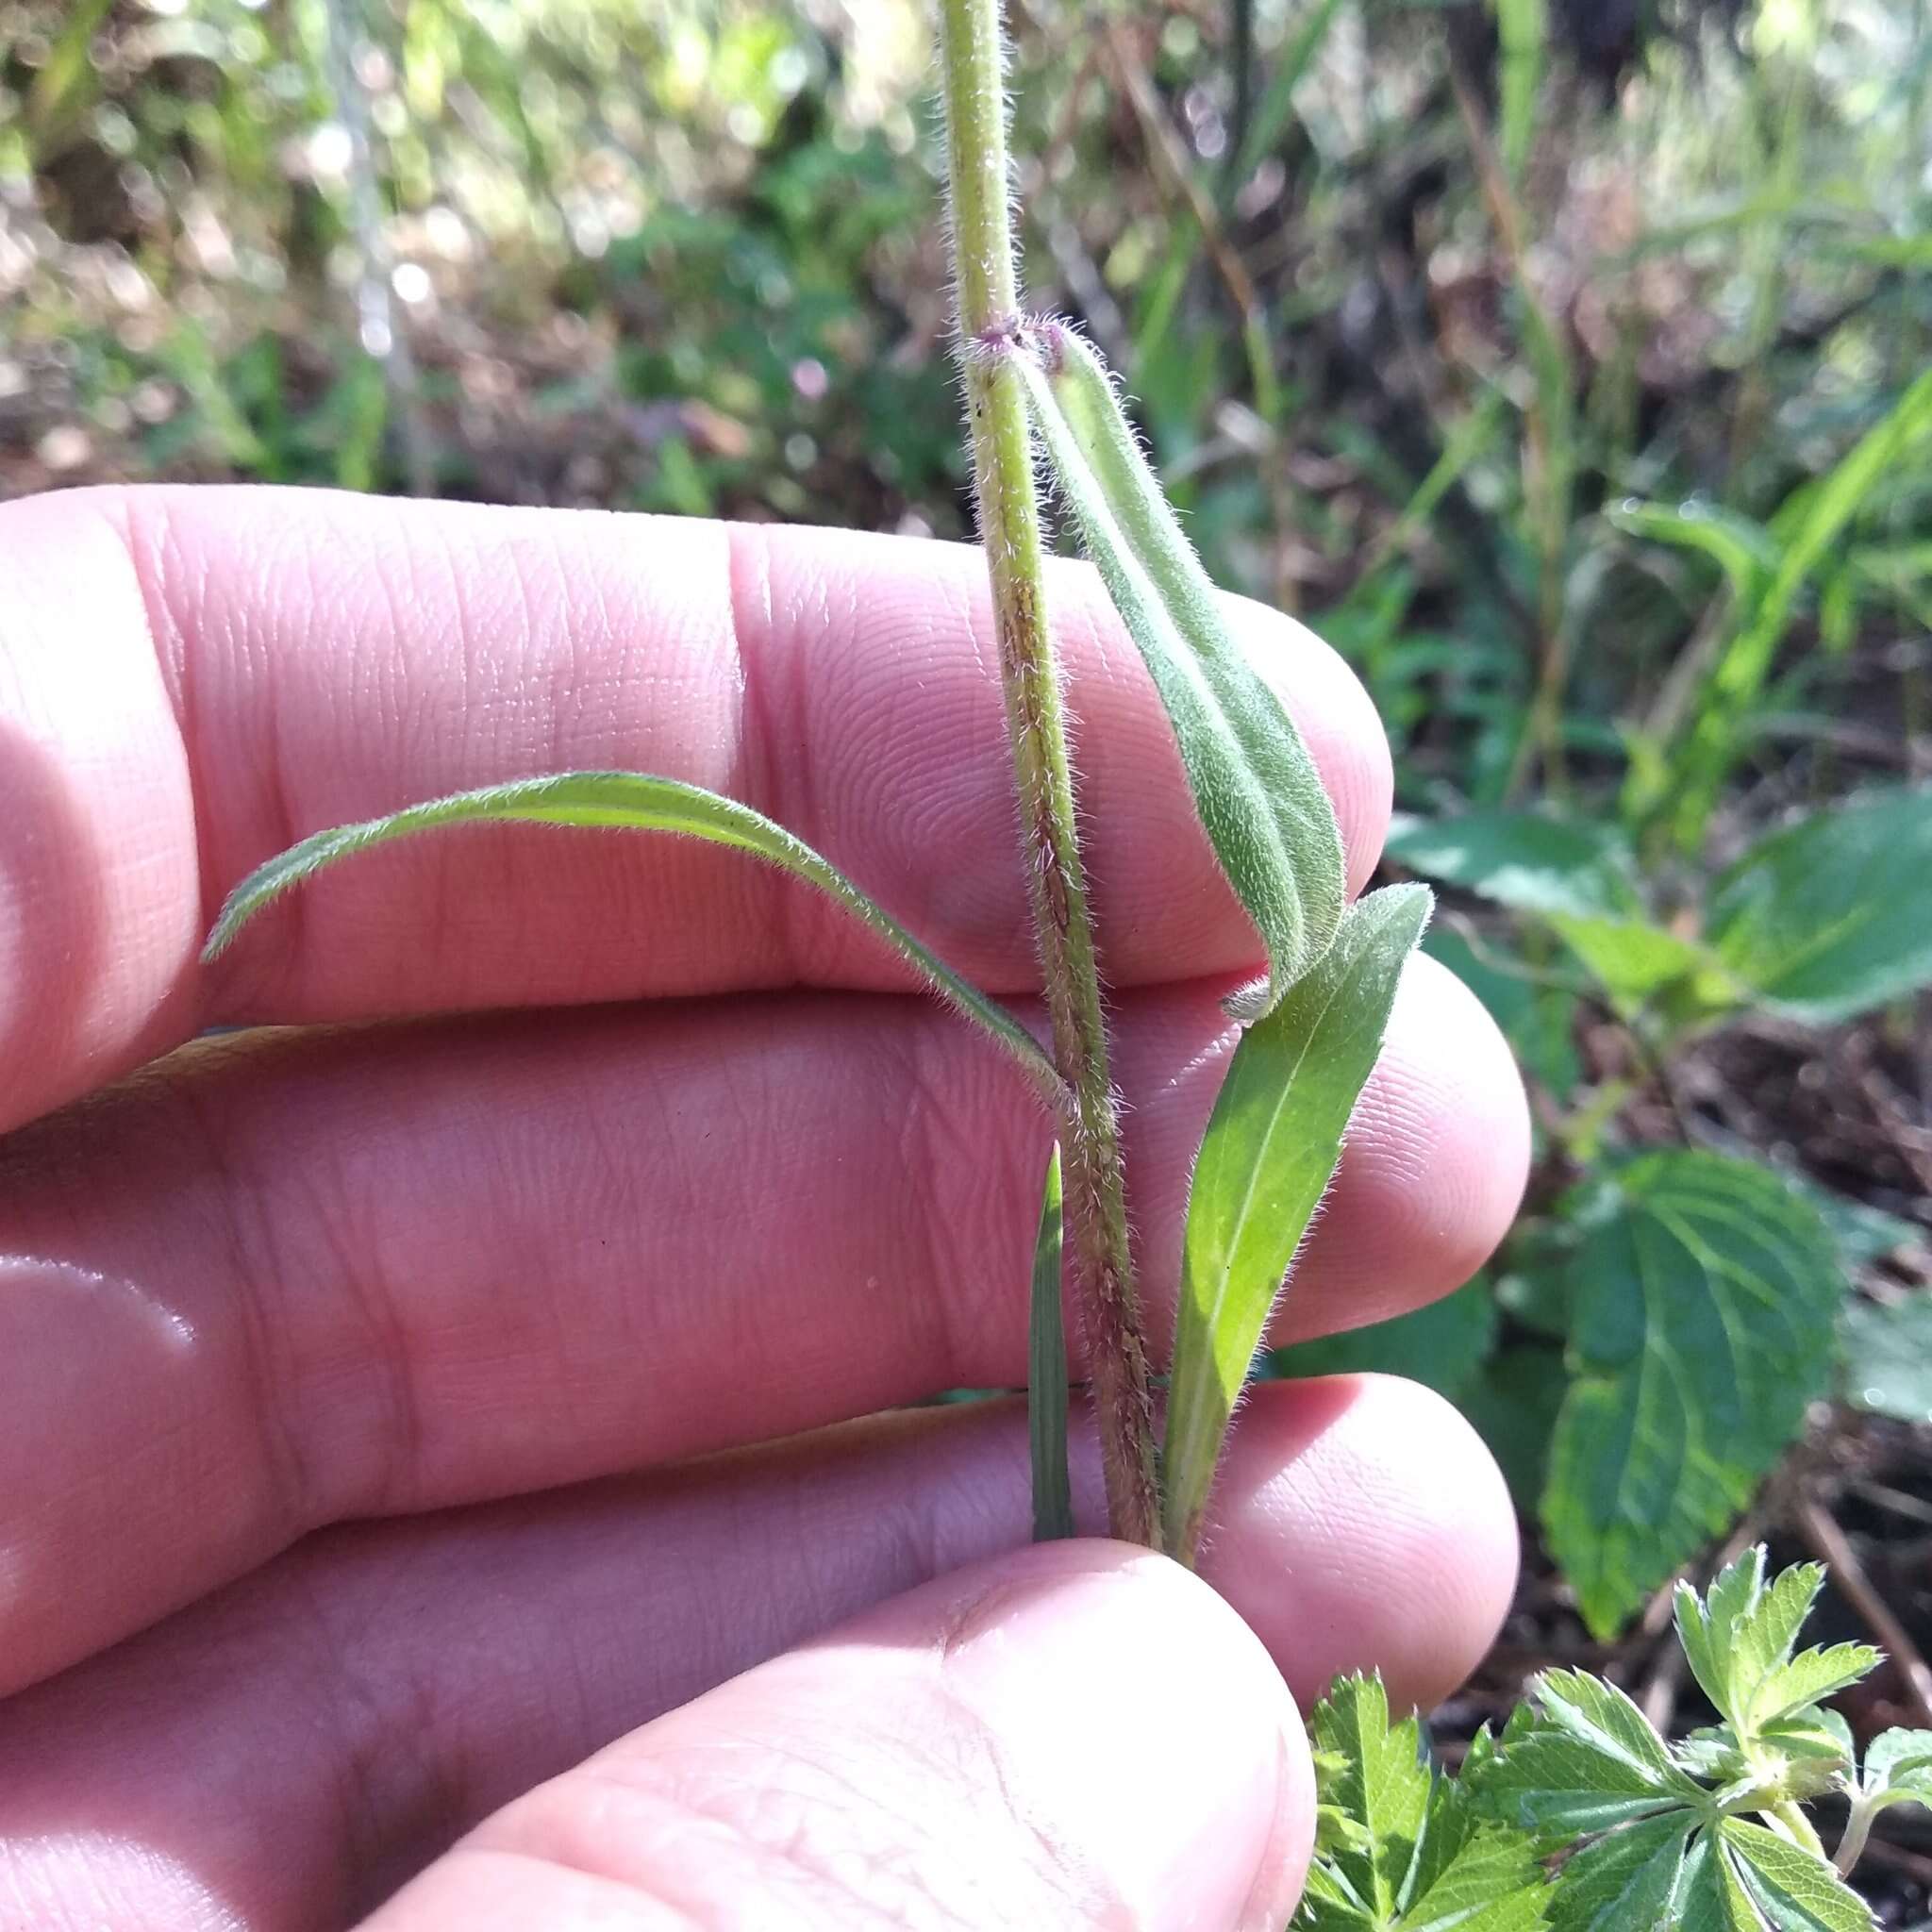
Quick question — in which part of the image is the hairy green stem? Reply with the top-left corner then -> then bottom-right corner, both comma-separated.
936,0 -> 1160,1549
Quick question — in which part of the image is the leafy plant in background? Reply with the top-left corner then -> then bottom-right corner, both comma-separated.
1275,787 -> 1932,1638
1303,1548 -> 1932,1931
204,0 -> 1423,1576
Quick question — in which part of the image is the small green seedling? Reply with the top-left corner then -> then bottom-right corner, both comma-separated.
1303,1546 -> 1927,1930
206,0 -> 1423,1570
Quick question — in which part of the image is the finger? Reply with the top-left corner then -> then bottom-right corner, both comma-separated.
0,1378 -> 1513,1931
364,1544 -> 1307,1932
0,484 -> 1391,1132
0,958 -> 1525,1695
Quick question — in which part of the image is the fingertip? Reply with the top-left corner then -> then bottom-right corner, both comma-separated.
1280,950 -> 1531,1336
1202,1374 -> 1519,1715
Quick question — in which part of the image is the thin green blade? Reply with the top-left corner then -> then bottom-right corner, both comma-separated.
204,770 -> 1061,1100
1163,884 -> 1431,1560
1016,329 -> 1347,1018
1028,1142 -> 1074,1542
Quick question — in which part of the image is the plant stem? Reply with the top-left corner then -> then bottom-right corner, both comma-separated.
936,0 -> 1161,1550
1766,1797 -> 1827,1862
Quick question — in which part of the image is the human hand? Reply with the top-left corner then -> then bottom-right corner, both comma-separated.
0,486 -> 1527,1930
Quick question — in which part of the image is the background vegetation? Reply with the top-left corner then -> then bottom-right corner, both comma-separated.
5,0 -> 1930,1907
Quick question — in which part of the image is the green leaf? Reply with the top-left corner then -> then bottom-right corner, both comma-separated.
1707,791 -> 1932,1024
1857,1728 -> 1932,1811
1607,499 -> 1776,605
1267,1280 -> 1497,1401
1675,370 -> 1932,843
1027,1143 -> 1073,1542
1480,1668 -> 1709,1840
1840,1292 -> 1932,1423
1544,915 -> 1742,1027
1385,809 -> 1641,923
1719,1819 -> 1874,1932
1302,1674 -> 1549,1932
1163,885 -> 1431,1558
1016,327 -> 1347,1018
1307,1674 -> 1432,1924
1462,1346 -> 1566,1511
1541,1152 -> 1844,1639
203,771 -> 1061,1100
1673,1549 -> 1876,1744
1540,1810 -> 1700,1932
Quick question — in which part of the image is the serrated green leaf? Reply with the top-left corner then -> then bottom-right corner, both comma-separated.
1385,809 -> 1641,922
1542,1810 -> 1698,1932
1672,1551 -> 1870,1742
1857,1727 -> 1932,1810
1479,1669 -> 1707,1839
1304,1675 -> 1549,1932
1720,1819 -> 1874,1932
1541,1152 -> 1843,1639
1707,791 -> 1932,1024
1680,1828 -> 1762,1932
202,771 -> 1061,1100
1016,329 -> 1346,1018
1163,885 -> 1431,1559
1840,1292 -> 1932,1423
1027,1143 -> 1073,1542
1308,1674 -> 1433,1923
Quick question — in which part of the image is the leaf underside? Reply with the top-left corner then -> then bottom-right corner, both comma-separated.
1162,884 -> 1431,1560
202,770 -> 1061,1099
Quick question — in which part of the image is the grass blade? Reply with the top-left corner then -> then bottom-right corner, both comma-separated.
204,770 -> 1063,1102
1028,1142 -> 1074,1542
1015,328 -> 1346,1017
1163,884 -> 1431,1562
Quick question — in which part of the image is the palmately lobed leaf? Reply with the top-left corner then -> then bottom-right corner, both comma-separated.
1476,1668 -> 1707,1841
1013,325 -> 1347,1017
1670,1549 -> 1874,1744
1161,884 -> 1431,1560
1303,1674 -> 1550,1932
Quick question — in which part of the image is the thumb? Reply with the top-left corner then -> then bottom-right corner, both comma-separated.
357,1541 -> 1312,1930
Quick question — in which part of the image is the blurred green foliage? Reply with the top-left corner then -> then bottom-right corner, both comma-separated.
5,0 -> 1930,1632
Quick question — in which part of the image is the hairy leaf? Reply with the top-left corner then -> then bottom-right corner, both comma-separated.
1674,1549 -> 1876,1751
1016,328 -> 1346,1017
1303,1674 -> 1549,1932
1719,1820 -> 1874,1932
1027,1143 -> 1073,1542
1856,1728 -> 1932,1812
1478,1668 -> 1707,1840
1163,885 -> 1430,1559
1707,791 -> 1932,1024
203,771 -> 1062,1099
1541,1152 -> 1843,1639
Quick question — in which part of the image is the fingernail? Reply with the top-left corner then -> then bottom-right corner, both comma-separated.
941,1542 -> 1311,1930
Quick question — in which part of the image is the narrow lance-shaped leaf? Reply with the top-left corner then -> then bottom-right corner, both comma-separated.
1027,1142 -> 1074,1542
204,771 -> 1064,1103
1164,884 -> 1431,1560
1013,327 -> 1347,1018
